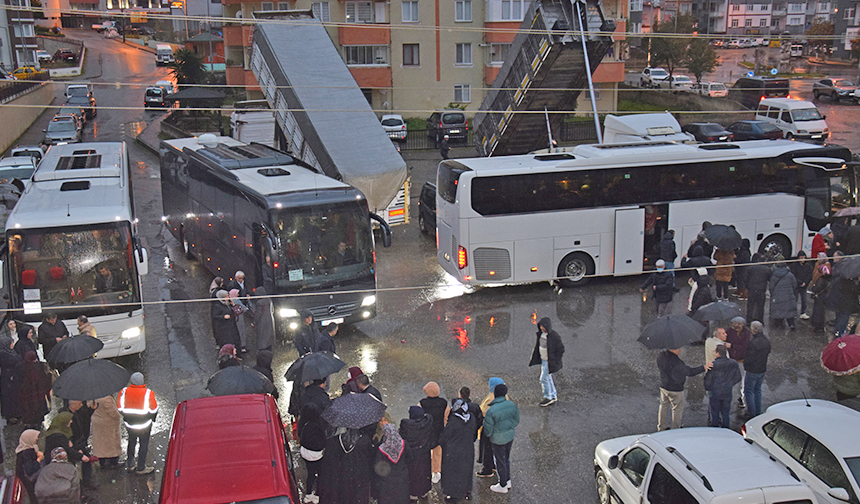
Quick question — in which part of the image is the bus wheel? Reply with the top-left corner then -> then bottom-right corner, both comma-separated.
557,252 -> 594,288
179,226 -> 194,260
759,234 -> 791,260
418,214 -> 428,234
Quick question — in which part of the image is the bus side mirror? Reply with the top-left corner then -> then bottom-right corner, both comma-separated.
369,213 -> 392,248
135,248 -> 149,276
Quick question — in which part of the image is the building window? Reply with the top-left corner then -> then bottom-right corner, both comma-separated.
489,43 -> 511,63
454,84 -> 471,103
745,18 -> 752,25
312,1 -> 330,21
629,0 -> 642,11
455,0 -> 472,21
501,0 -> 524,19
402,0 -> 419,21
845,6 -> 856,18
13,24 -> 35,37
731,18 -> 739,25
789,3 -> 803,12
403,43 -> 419,65
277,1 -> 290,9
261,1 -> 274,9
761,3 -> 768,10
346,1 -> 373,22
732,3 -> 740,10
759,18 -> 766,25
771,17 -> 779,25
344,45 -> 389,65
752,3 -> 760,9
455,42 -> 472,65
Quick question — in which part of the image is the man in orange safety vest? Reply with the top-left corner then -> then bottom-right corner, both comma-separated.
117,372 -> 158,475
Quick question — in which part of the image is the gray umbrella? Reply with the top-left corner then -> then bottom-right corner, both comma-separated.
638,314 -> 707,350
52,358 -> 130,401
692,301 -> 744,322
834,257 -> 860,279
322,392 -> 387,429
207,366 -> 274,396
703,224 -> 742,250
285,351 -> 345,383
47,335 -> 104,365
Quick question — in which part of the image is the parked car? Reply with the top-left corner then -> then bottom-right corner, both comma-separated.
658,74 -> 693,91
66,94 -> 97,120
52,112 -> 82,133
727,39 -> 742,48
812,78 -> 858,102
65,83 -> 92,99
742,399 -> 860,504
0,475 -> 28,504
122,25 -> 155,36
755,97 -> 828,141
53,48 -> 77,63
427,111 -> 468,144
144,86 -> 169,108
57,105 -> 87,126
594,428 -> 817,504
418,182 -> 436,235
730,76 -> 790,109
12,65 -> 40,80
639,67 -> 669,88
691,81 -> 728,98
381,114 -> 407,141
0,156 -> 37,181
36,50 -> 52,62
681,122 -> 733,142
10,146 -> 44,165
42,116 -> 82,146
727,120 -> 784,140
711,39 -> 724,48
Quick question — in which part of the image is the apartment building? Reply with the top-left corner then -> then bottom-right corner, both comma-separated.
726,0 -> 772,35
833,0 -> 859,57
0,0 -> 37,70
224,0 -> 626,117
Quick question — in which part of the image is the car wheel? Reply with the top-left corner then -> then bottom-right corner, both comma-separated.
640,79 -> 645,87
785,132 -> 793,140
596,470 -> 611,504
418,214 -> 428,235
557,252 -> 594,288
832,92 -> 840,103
813,90 -> 820,99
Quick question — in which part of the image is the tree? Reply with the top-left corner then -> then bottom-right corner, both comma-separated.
850,38 -> 860,60
648,13 -> 698,87
686,38 -> 720,83
805,21 -> 834,59
167,49 -> 207,85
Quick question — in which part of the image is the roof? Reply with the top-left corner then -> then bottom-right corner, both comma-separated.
184,32 -> 223,43
159,394 -> 294,504
167,86 -> 225,101
0,157 -> 35,169
644,428 -> 806,495
760,399 -> 860,457
759,97 -> 816,108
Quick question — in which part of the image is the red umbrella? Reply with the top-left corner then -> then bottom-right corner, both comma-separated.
821,334 -> 860,376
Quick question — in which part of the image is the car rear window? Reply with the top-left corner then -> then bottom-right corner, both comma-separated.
146,88 -> 163,96
712,84 -> 726,90
759,123 -> 780,132
381,118 -> 403,126
701,124 -> 725,134
442,113 -> 465,124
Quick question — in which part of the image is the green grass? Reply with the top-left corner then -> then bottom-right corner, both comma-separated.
618,99 -> 684,112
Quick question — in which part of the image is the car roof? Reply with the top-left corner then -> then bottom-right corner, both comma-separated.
758,399 -> 860,456
381,114 -> 403,120
759,97 -> 815,108
0,157 -> 34,168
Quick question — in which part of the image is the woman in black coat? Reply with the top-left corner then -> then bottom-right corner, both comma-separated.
0,333 -> 22,423
371,421 -> 412,504
15,429 -> 43,503
439,399 -> 478,502
399,406 -> 433,499
211,290 -> 240,349
318,425 -> 375,504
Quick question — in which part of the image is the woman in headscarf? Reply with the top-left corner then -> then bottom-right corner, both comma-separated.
14,324 -> 38,358
88,395 -> 123,468
18,350 -> 52,429
371,419 -> 411,504
35,447 -> 80,504
341,366 -> 364,395
217,344 -> 241,369
439,399 -> 478,502
228,288 -> 248,354
43,411 -> 75,458
211,290 -> 240,349
399,405 -> 433,500
318,424 -> 375,504
0,332 -> 22,424
252,350 -> 279,399
476,377 -> 505,478
419,381 -> 448,484
252,287 -> 275,352
209,276 -> 225,297
810,252 -> 833,333
15,429 -> 43,502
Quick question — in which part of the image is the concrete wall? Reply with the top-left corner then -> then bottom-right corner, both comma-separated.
48,47 -> 86,77
36,35 -> 84,54
0,82 -> 55,153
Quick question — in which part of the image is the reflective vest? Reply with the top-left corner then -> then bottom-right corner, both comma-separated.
117,384 -> 158,430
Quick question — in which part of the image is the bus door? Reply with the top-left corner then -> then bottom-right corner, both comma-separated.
614,208 -> 645,276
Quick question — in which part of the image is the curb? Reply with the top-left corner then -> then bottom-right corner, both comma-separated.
111,38 -> 158,55
134,134 -> 159,156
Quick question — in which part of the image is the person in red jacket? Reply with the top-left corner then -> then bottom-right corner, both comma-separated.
117,372 -> 158,475
812,225 -> 832,258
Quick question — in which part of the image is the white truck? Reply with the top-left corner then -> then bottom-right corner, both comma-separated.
156,44 -> 175,66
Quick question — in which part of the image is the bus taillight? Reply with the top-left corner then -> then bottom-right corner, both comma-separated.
457,246 -> 467,269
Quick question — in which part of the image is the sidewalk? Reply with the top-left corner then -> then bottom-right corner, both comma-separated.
135,112 -> 168,155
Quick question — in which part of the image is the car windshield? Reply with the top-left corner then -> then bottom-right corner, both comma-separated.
792,108 -> 823,121
381,118 -> 403,127
442,113 -> 465,124
0,166 -> 35,180
67,97 -> 89,105
145,88 -> 163,97
271,201 -> 373,290
58,108 -> 80,116
67,87 -> 88,96
833,80 -> 855,87
651,69 -> 668,78
758,123 -> 780,132
712,84 -> 726,90
7,222 -> 141,320
701,124 -> 726,134
47,121 -> 76,132
846,457 -> 860,491
674,76 -> 691,82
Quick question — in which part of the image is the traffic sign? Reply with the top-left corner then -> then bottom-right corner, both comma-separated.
747,71 -> 755,78
770,68 -> 778,75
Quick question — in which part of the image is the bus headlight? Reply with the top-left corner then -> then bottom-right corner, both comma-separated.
289,322 -> 299,330
280,308 -> 299,318
361,295 -> 376,307
121,326 -> 141,339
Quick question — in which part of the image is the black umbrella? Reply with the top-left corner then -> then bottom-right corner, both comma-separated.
703,224 -> 742,250
638,314 -> 707,350
284,351 -> 345,383
207,366 -> 274,396
322,392 -> 387,429
52,358 -> 130,401
46,335 -> 104,365
691,300 -> 744,322
834,257 -> 860,279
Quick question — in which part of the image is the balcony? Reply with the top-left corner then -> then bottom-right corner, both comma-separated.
338,24 -> 389,45
485,65 -> 501,85
348,66 -> 391,88
483,21 -> 521,44
612,19 -> 626,41
772,8 -> 787,15
592,60 -> 624,83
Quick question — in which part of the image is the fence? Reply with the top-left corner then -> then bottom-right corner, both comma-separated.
398,118 -> 601,151
0,77 -> 49,104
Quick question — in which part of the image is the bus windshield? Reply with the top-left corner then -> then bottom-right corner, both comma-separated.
7,222 -> 141,320
272,201 -> 373,289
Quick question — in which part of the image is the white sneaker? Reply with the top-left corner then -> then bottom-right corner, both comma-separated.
505,480 -> 512,489
799,313 -> 810,320
432,472 -> 441,484
303,493 -> 318,504
490,483 -> 508,494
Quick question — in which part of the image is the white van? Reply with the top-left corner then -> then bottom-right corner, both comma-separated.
156,44 -> 174,66
755,98 -> 829,142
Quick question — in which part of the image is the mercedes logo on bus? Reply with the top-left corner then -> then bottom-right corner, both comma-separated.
328,306 -> 338,315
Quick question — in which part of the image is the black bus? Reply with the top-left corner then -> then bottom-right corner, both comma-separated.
159,134 -> 391,334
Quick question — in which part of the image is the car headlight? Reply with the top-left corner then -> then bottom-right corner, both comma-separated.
121,326 -> 141,339
361,295 -> 376,307
798,130 -> 807,134
279,308 -> 299,318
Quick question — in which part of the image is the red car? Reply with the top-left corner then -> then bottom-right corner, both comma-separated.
0,475 -> 29,503
159,394 -> 300,504
53,49 -> 77,63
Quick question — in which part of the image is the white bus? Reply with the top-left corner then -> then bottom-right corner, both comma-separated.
1,142 -> 149,357
436,140 -> 855,286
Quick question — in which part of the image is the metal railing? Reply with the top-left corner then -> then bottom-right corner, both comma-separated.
397,120 -> 600,152
0,78 -> 49,104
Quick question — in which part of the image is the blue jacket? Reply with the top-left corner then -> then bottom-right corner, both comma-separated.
483,396 -> 519,445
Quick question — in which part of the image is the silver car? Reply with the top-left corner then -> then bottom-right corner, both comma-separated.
42,117 -> 82,146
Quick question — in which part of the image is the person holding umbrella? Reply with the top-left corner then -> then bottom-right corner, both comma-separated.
299,401 -> 328,504
821,333 -> 860,401
117,372 -> 158,475
657,348 -> 712,431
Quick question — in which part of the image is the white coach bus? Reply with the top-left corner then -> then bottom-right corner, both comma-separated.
1,142 -> 149,357
437,140 -> 855,286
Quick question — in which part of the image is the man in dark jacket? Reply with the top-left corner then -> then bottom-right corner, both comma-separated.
656,348 -> 712,430
660,230 -> 678,274
725,316 -> 751,409
315,322 -> 337,354
294,309 -> 317,357
357,374 -> 383,403
301,379 -> 332,413
639,260 -> 675,316
742,321 -> 771,418
38,312 -> 68,366
745,254 -> 773,323
484,384 -> 518,494
681,246 -> 713,281
827,257 -> 860,337
528,317 -> 565,406
703,345 -> 741,428
687,222 -> 714,259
